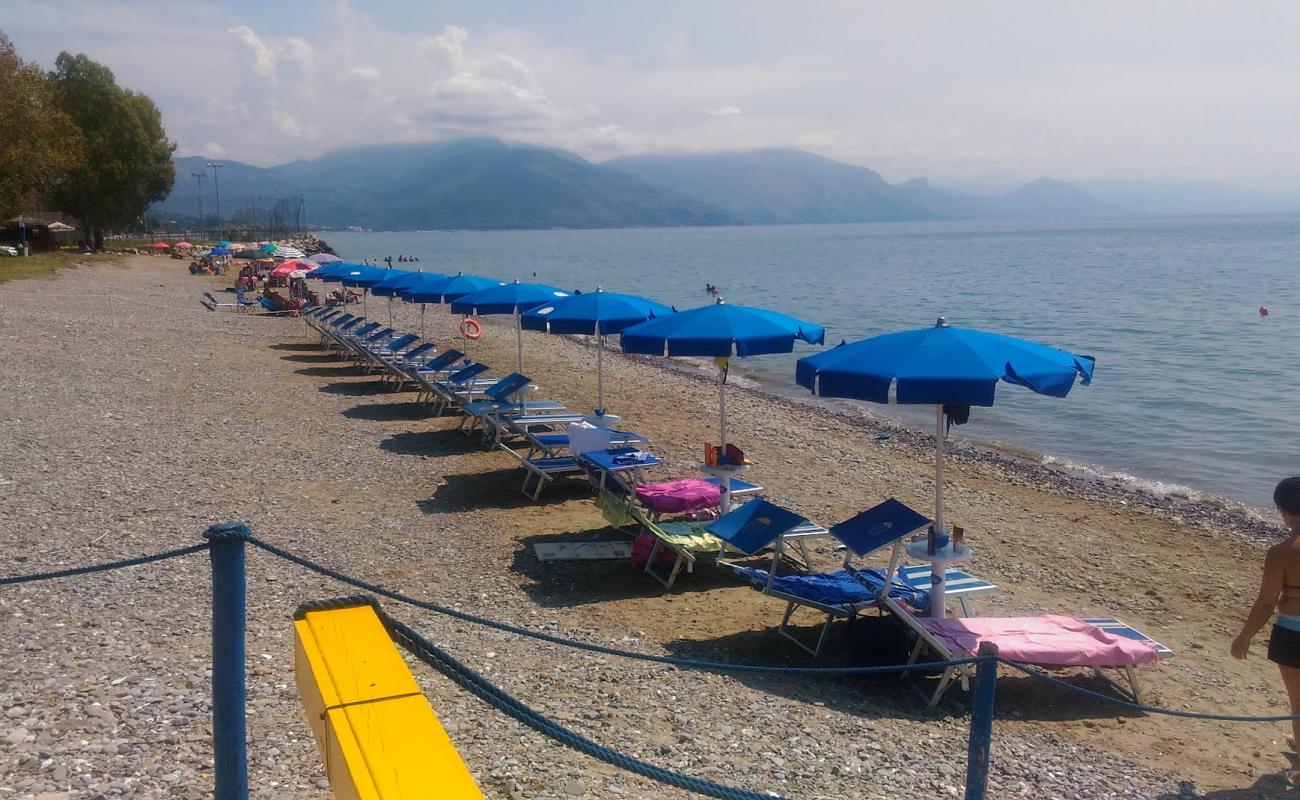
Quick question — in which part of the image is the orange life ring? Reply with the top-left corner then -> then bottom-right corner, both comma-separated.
460,316 -> 483,340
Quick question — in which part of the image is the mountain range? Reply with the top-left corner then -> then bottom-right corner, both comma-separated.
156,138 -> 1127,230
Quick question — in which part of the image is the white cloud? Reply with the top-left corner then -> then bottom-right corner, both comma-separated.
7,1 -> 1300,191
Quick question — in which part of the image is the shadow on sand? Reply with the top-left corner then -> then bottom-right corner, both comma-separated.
380,428 -> 481,458
509,528 -> 738,608
269,342 -> 324,352
279,353 -> 340,364
316,378 -> 395,396
343,401 -> 429,423
418,467 -> 589,513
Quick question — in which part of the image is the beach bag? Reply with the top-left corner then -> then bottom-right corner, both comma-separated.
635,479 -> 721,514
630,532 -> 678,569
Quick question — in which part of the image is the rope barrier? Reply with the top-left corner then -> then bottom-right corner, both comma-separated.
247,534 -> 972,676
7,536 -> 1300,723
996,659 -> 1300,722
0,542 -> 211,586
373,603 -> 786,800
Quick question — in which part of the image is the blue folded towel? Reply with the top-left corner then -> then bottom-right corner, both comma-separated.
730,566 -> 930,612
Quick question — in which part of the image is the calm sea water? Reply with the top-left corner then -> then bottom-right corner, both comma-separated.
328,217 -> 1300,506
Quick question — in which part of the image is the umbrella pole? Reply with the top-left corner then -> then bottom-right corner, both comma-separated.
516,312 -> 524,375
932,403 -> 948,620
934,403 -> 945,535
387,296 -> 393,328
718,361 -> 732,514
420,304 -> 426,341
596,331 -> 604,414
363,288 -> 368,319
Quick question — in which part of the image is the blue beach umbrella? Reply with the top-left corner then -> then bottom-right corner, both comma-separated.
622,299 -> 825,507
521,288 -> 673,412
309,261 -> 360,282
401,272 -> 502,304
795,317 -> 1094,616
451,280 -> 570,373
210,246 -> 232,255
331,264 -> 392,317
373,270 -> 445,336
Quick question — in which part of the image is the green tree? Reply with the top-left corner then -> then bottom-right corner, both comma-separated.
0,32 -> 84,218
49,51 -> 175,244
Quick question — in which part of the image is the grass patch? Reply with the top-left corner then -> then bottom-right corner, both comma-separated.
0,251 -> 126,285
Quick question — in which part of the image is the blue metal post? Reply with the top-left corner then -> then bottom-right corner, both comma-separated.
965,642 -> 998,800
205,522 -> 250,800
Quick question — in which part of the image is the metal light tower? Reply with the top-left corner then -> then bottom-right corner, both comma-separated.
207,161 -> 224,240
191,172 -> 206,240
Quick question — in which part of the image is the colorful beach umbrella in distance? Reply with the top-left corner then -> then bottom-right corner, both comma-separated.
451,280 -> 570,374
234,249 -> 259,259
151,241 -> 170,249
258,243 -> 277,252
210,246 -> 233,255
307,252 -> 342,264
622,299 -> 825,509
176,241 -> 193,248
522,288 -> 673,413
270,259 -> 316,280
217,240 -> 232,248
794,317 -> 1094,619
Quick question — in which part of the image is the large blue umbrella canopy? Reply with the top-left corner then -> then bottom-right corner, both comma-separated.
340,265 -> 395,288
621,300 -> 825,357
310,261 -> 363,282
369,270 -> 425,297
521,288 -> 674,412
795,317 -> 1095,616
520,289 -> 673,335
401,272 -> 501,304
795,319 -> 1094,406
622,300 -> 825,508
451,281 -> 570,373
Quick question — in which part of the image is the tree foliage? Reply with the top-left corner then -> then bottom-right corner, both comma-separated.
49,50 -> 175,240
0,32 -> 84,218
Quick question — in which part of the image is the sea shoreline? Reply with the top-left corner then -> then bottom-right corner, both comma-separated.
558,327 -> 1280,544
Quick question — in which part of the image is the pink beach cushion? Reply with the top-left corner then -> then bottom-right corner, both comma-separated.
916,615 -> 1161,666
635,479 -> 722,514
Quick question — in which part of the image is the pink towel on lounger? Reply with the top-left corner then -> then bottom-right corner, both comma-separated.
917,615 -> 1161,666
635,479 -> 722,514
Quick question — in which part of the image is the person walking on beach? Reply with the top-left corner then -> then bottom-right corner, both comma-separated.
1233,477 -> 1300,782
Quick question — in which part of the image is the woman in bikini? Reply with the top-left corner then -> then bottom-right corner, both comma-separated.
1233,477 -> 1300,781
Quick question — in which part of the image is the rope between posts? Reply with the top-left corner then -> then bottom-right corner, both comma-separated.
8,536 -> 1300,722
249,535 -> 972,676
995,659 -> 1300,721
0,542 -> 210,585
375,604 -> 785,800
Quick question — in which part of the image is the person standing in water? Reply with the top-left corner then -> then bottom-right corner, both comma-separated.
1233,477 -> 1300,782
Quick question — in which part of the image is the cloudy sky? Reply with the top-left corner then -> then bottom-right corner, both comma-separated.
7,1 -> 1300,190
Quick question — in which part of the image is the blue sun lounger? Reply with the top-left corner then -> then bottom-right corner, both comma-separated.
719,498 -> 998,656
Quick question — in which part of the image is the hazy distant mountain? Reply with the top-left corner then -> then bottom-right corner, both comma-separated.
899,176 -> 1122,220
605,148 -> 934,224
158,139 -> 738,230
158,138 -> 1138,230
1082,180 -> 1300,216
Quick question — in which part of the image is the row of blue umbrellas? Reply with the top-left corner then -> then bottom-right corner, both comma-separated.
308,261 -> 1095,576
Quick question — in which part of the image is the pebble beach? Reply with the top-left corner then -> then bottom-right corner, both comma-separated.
0,255 -> 1293,798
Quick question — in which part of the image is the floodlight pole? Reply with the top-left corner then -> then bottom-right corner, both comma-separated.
192,172 -> 206,239
207,161 -> 224,241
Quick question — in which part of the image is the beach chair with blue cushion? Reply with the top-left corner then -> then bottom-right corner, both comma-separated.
375,341 -> 436,387
498,448 -> 585,500
719,499 -> 998,656
454,375 -> 568,437
322,318 -> 375,352
421,363 -> 497,412
402,349 -> 468,398
352,332 -> 420,371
